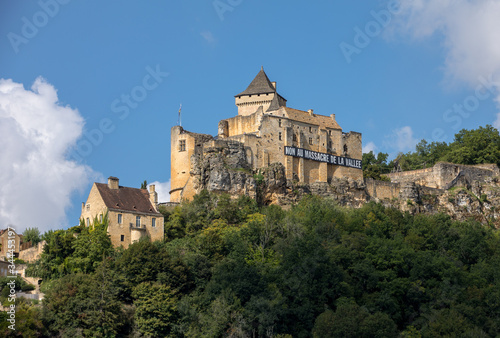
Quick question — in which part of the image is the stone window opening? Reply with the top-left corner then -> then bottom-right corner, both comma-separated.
136,216 -> 141,228
99,214 -> 103,223
86,204 -> 90,211
293,134 -> 297,142
118,214 -> 122,224
86,218 -> 90,227
152,218 -> 156,228
279,132 -> 282,141
278,119 -> 282,127
179,140 -> 186,152
309,126 -> 312,133
309,137 -> 313,145
343,144 -> 348,155
120,235 -> 124,242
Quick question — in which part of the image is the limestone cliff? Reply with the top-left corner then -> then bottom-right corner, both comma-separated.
187,140 -> 500,227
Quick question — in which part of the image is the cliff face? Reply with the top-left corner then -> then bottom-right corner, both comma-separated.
188,140 -> 500,227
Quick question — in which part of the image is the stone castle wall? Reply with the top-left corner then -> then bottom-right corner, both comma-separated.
19,240 -> 46,263
386,162 -> 499,189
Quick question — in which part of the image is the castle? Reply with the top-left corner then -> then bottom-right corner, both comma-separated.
170,67 -> 363,202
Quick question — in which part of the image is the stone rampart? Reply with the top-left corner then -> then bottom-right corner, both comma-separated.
364,178 -> 400,200
19,240 -> 45,263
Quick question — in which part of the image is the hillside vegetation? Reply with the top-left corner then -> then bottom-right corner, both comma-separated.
4,192 -> 500,337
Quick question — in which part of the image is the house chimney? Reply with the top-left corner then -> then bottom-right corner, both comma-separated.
108,176 -> 119,189
308,109 -> 314,116
330,114 -> 336,121
272,81 -> 277,90
149,184 -> 158,207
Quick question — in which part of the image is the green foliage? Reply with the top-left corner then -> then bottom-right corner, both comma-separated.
42,261 -> 129,337
0,298 -> 47,337
20,191 -> 500,337
141,180 -> 148,189
23,227 -> 42,246
26,213 -> 114,279
396,125 -> 500,171
362,151 -> 391,180
0,276 -> 35,301
312,299 -> 398,338
132,282 -> 178,337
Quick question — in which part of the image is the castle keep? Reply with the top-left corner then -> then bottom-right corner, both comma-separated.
170,68 -> 363,202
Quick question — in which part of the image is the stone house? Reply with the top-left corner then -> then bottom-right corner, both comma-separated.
0,228 -> 22,259
80,177 -> 164,248
170,67 -> 363,202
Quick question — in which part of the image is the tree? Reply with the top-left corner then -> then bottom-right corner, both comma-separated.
42,261 -> 128,337
312,299 -> 398,338
443,125 -> 500,166
141,180 -> 148,189
362,151 -> 390,180
23,227 -> 42,246
132,282 -> 178,337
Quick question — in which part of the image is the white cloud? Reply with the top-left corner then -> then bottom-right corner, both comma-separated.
149,180 -> 170,203
0,78 -> 97,234
362,141 -> 377,154
200,30 -> 216,45
384,126 -> 418,153
392,0 -> 500,125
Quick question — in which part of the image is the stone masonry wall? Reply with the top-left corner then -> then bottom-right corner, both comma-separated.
19,240 -> 46,263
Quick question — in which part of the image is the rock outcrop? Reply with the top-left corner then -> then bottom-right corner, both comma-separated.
187,140 -> 500,227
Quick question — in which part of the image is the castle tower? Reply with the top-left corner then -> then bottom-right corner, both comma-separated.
234,67 -> 287,116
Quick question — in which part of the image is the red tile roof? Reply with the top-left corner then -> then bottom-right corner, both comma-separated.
95,183 -> 161,215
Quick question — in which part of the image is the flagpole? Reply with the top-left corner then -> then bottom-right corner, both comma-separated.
178,103 -> 182,126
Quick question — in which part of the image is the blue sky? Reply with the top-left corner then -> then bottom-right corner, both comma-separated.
1,0 -> 500,233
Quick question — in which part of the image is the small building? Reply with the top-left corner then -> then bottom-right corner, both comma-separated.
0,228 -> 22,259
170,67 -> 363,202
80,177 -> 164,248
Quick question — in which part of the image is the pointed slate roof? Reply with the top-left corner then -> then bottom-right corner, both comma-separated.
266,93 -> 281,112
235,67 -> 277,97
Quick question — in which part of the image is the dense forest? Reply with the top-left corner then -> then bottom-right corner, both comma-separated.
2,191 -> 500,337
363,125 -> 500,180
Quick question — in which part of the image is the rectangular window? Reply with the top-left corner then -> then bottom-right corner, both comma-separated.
86,218 -> 90,227
278,132 -> 282,141
278,119 -> 282,127
309,126 -> 312,133
152,218 -> 156,228
120,235 -> 124,242
86,204 -> 90,211
118,214 -> 122,224
136,216 -> 141,227
293,134 -> 297,142
99,214 -> 103,223
179,140 -> 186,152
309,137 -> 313,145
